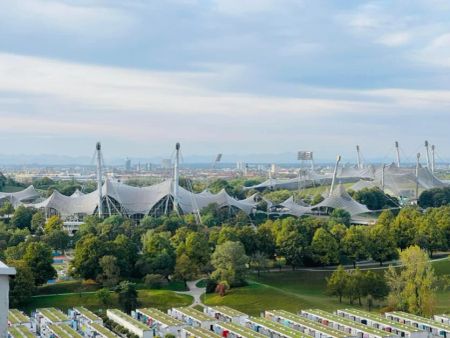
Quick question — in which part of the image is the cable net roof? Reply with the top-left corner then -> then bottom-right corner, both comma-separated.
351,164 -> 446,198
0,186 -> 40,207
29,179 -> 256,218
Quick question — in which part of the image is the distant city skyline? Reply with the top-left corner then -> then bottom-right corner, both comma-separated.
1,1 -> 450,159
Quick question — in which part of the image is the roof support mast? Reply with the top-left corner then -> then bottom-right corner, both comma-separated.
96,142 -> 103,217
395,141 -> 401,167
356,145 -> 362,169
415,152 -> 421,200
173,142 -> 180,213
330,155 -> 341,197
432,145 -> 436,173
425,140 -> 431,170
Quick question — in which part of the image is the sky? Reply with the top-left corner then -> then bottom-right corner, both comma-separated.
1,0 -> 450,163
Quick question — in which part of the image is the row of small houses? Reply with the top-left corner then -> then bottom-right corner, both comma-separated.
7,306 -> 450,338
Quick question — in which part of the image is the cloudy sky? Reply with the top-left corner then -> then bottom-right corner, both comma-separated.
1,0 -> 450,162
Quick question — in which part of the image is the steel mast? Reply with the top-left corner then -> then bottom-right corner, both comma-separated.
330,155 -> 341,197
395,141 -> 401,167
96,142 -> 103,217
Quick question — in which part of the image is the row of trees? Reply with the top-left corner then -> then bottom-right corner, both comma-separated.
326,246 -> 438,316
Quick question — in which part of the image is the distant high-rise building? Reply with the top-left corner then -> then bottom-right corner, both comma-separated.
125,158 -> 131,171
162,159 -> 172,169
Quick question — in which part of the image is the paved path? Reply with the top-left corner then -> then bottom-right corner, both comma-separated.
176,279 -> 205,307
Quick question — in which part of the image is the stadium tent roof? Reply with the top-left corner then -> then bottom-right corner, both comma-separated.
313,184 -> 370,216
350,164 -> 446,198
70,189 -> 84,198
29,179 -> 256,219
0,186 -> 40,207
278,196 -> 312,217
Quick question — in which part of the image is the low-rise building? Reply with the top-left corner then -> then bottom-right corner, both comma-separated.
212,321 -> 267,338
182,326 -> 222,338
336,309 -> 427,338
434,315 -> 450,326
169,307 -> 217,330
134,308 -> 185,337
69,307 -> 102,332
265,310 -> 352,338
385,312 -> 450,338
245,316 -> 308,338
204,306 -> 249,325
35,308 -> 70,337
7,325 -> 34,338
85,322 -> 119,338
107,309 -> 152,338
46,324 -> 83,338
300,309 -> 396,338
8,310 -> 31,329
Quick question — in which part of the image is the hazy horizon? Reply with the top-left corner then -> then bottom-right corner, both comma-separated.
1,1 -> 450,160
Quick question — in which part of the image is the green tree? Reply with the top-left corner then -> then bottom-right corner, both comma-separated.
249,251 -> 269,276
8,259 -> 35,307
44,215 -> 64,233
23,242 -> 57,285
415,214 -> 445,257
385,245 -> 436,316
174,253 -> 197,284
329,209 -> 351,227
391,208 -> 421,250
211,241 -> 248,286
311,228 -> 339,266
96,287 -> 112,307
44,230 -> 70,253
31,211 -> 46,232
115,281 -> 138,314
368,222 -> 398,266
0,201 -> 14,216
326,265 -> 348,303
98,255 -> 121,287
71,234 -> 106,280
11,206 -> 34,230
342,226 -> 369,268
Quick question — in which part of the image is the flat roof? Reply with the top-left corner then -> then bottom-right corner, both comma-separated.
89,322 -> 119,338
0,260 -> 16,275
37,308 -> 69,322
9,309 -> 30,325
248,316 -> 307,338
302,309 -> 393,337
48,324 -> 83,338
435,314 -> 450,320
215,321 -> 267,338
174,307 -> 215,322
208,306 -> 247,318
108,309 -> 149,331
8,325 -> 34,338
267,310 -> 349,338
138,308 -> 183,327
74,307 -> 101,322
184,326 -> 221,338
338,309 -> 422,333
386,312 -> 450,332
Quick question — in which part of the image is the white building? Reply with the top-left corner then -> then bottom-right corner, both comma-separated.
434,315 -> 450,326
203,306 -> 249,325
0,261 -> 16,338
169,307 -> 217,330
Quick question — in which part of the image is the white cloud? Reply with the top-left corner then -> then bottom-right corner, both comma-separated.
416,33 -> 450,67
376,32 -> 411,47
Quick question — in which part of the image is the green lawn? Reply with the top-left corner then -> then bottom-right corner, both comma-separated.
21,289 -> 192,315
37,279 -> 187,295
203,258 -> 450,316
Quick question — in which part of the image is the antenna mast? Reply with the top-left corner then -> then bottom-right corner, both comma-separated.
356,145 -> 362,169
330,155 -> 341,197
395,141 -> 401,167
96,142 -> 103,217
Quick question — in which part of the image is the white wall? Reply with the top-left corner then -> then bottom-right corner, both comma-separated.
0,261 -> 16,338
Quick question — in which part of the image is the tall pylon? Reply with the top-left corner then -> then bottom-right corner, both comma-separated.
95,142 -> 103,217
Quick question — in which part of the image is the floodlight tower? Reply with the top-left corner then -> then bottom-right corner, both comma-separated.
356,145 -> 362,169
212,153 -> 222,169
95,142 -> 103,217
329,155 -> 341,197
395,141 -> 401,167
415,152 -> 421,200
173,142 -> 180,212
425,140 -> 431,170
432,145 -> 436,173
